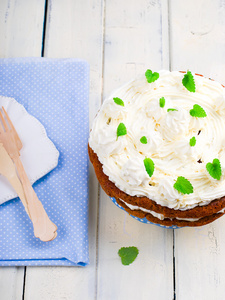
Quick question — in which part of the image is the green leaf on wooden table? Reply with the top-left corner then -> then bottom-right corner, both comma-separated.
144,157 -> 154,177
182,70 -> 196,92
117,123 -> 127,139
206,158 -> 222,180
189,104 -> 207,118
113,97 -> 124,106
159,97 -> 165,108
189,136 -> 196,147
174,176 -> 194,194
140,136 -> 148,144
145,69 -> 159,83
118,246 -> 139,266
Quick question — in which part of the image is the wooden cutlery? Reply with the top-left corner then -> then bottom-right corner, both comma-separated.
0,107 -> 57,242
0,143 -> 30,216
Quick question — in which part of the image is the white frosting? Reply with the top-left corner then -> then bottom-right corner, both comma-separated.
121,157 -> 148,186
89,70 -> 225,210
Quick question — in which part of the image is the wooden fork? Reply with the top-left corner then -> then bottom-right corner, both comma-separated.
0,107 -> 57,242
0,142 -> 30,217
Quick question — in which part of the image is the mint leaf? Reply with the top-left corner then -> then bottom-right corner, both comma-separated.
145,69 -> 159,83
140,136 -> 147,144
117,123 -> 127,139
144,158 -> 154,177
113,97 -> 124,106
182,71 -> 196,92
167,108 -> 178,112
118,246 -> 139,266
206,158 -> 222,180
189,136 -> 196,147
174,176 -> 194,194
159,97 -> 165,108
189,104 -> 207,118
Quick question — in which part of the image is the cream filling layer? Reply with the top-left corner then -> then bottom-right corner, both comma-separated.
89,70 -> 225,210
119,199 -> 225,222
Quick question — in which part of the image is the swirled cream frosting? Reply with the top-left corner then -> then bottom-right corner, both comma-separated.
89,70 -> 225,210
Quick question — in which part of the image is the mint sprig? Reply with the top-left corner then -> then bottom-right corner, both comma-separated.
189,104 -> 207,118
113,97 -> 124,106
189,136 -> 196,147
182,71 -> 196,92
145,69 -> 159,83
174,176 -> 194,194
159,97 -> 165,108
167,108 -> 178,112
144,158 -> 154,177
206,158 -> 222,180
117,123 -> 127,139
140,136 -> 147,144
118,246 -> 139,266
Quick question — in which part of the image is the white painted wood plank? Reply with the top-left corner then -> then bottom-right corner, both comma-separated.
25,266 -> 96,300
0,267 -> 24,300
0,0 -> 45,57
98,198 -> 173,299
102,0 -> 170,97
170,1 -> 225,299
44,0 -> 104,124
97,1 -> 173,299
0,1 -> 45,300
24,0 -> 104,299
170,0 -> 225,80
175,221 -> 225,300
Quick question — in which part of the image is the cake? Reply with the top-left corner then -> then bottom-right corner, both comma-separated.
88,70 -> 225,227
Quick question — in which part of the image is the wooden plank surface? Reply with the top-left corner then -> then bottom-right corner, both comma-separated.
96,1 -> 173,299
0,1 -> 45,300
170,1 -> 225,299
0,0 -> 45,57
0,267 -> 24,300
2,0 -> 225,299
24,0 -> 104,299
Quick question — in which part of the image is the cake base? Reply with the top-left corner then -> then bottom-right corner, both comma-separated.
88,144 -> 225,227
113,197 -> 223,228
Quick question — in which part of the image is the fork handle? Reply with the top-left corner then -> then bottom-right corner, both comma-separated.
13,156 -> 57,242
7,173 -> 30,218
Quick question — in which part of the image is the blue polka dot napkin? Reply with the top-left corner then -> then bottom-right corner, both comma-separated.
0,58 -> 89,266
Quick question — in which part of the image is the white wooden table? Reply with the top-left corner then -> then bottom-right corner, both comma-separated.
1,1 -> 225,299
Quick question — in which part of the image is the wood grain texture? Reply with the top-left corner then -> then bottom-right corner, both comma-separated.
0,1 -> 45,300
4,0 -> 225,299
0,0 -> 45,57
170,0 -> 225,299
170,0 -> 225,80
97,197 -> 173,299
97,1 -> 173,299
25,267 -> 97,300
24,0 -> 104,299
44,0 -> 105,124
0,267 -> 24,300
102,0 -> 169,96
175,220 -> 225,300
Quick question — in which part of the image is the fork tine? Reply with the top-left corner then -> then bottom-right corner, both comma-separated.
0,114 -> 6,145
2,107 -> 18,135
2,106 -> 23,150
0,117 -> 4,133
0,110 -> 9,132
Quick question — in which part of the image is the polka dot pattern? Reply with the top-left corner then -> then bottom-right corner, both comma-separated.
0,58 -> 89,266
